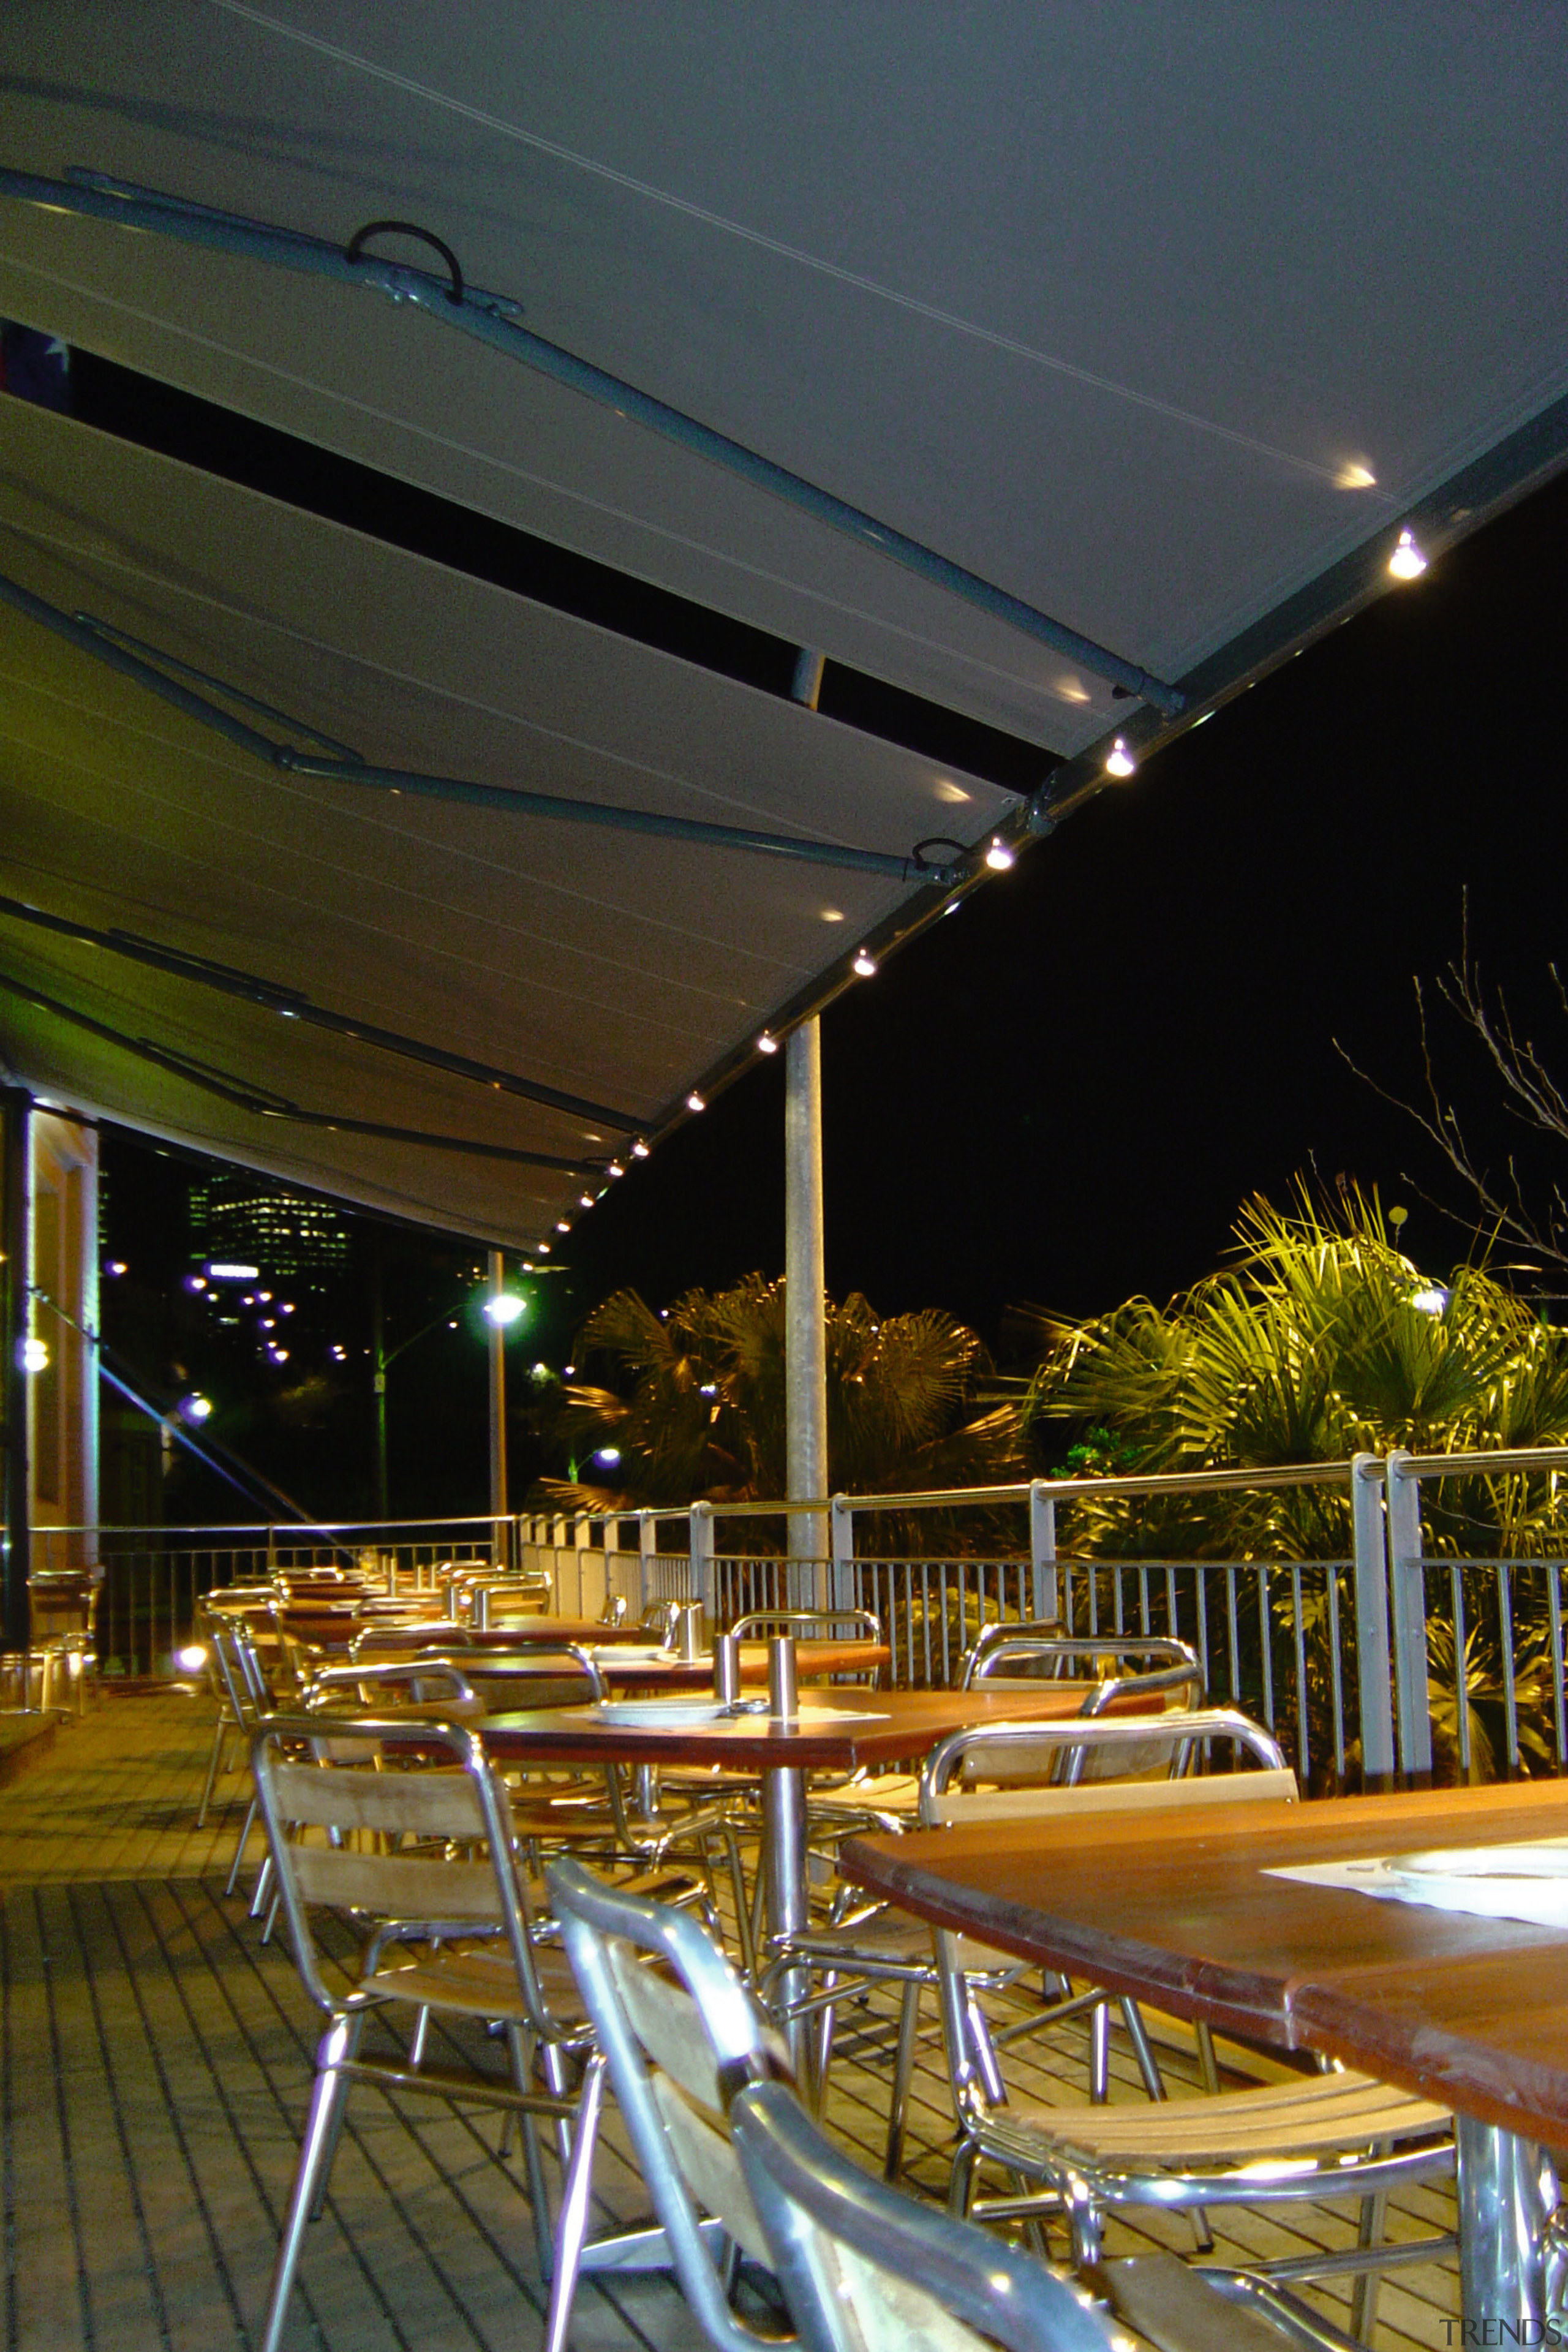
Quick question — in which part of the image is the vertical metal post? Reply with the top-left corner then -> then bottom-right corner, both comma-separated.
1351,1453 -> 1396,1784
638,1509 -> 657,1613
371,1235 -> 388,1520
1455,2119 -> 1555,2339
1,1088 -> 30,1655
785,1021 -> 829,1606
1384,1449 -> 1432,1777
1029,1482 -> 1058,1621
689,1501 -> 714,1613
830,1494 -> 856,1613
487,1246 -> 508,1543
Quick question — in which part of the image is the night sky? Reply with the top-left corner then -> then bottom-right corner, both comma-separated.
562,460 -> 1568,1340
96,441 -> 1568,1518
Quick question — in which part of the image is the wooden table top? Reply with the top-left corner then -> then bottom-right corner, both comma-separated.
483,1681 -> 1093,1773
589,1640 -> 889,1691
840,1779 -> 1568,2138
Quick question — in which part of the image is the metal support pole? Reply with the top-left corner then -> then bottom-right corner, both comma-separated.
1351,1453 -> 1396,1785
488,1247 -> 508,1542
829,1495 -> 856,1614
762,1764 -> 812,2082
1,1088 -> 30,1656
689,1502 -> 715,1615
785,1022 -> 829,1607
638,1510 -> 657,1614
1029,1483 -> 1059,1622
1384,1450 -> 1432,1778
1455,2118 -> 1556,2338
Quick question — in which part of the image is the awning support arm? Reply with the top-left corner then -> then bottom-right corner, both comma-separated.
0,165 -> 1183,717
0,571 -> 958,886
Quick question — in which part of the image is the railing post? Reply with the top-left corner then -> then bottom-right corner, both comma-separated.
1384,1449 -> 1432,1777
689,1501 -> 714,1614
638,1510 -> 657,1611
830,1494 -> 856,1613
1351,1453 -> 1396,1785
1029,1481 -> 1058,1621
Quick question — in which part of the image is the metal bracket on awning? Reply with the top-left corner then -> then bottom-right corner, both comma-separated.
0,570 -> 959,887
0,164 -> 1184,718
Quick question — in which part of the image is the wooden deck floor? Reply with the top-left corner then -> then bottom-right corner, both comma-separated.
0,1694 -> 1460,2351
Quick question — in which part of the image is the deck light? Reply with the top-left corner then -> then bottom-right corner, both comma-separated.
984,838 -> 1015,872
483,1292 -> 526,1327
631,1139 -> 650,1159
176,1643 -> 208,1673
1105,738 -> 1136,778
19,1336 -> 48,1373
756,1032 -> 778,1055
1388,528 -> 1427,581
686,1090 -> 706,1112
852,948 -> 877,977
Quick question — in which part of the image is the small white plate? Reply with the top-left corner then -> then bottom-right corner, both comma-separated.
592,1698 -> 730,1727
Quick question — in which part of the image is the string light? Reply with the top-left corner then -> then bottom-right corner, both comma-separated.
1105,738 -> 1136,778
852,948 -> 878,978
985,838 -> 1015,872
1388,527 -> 1427,581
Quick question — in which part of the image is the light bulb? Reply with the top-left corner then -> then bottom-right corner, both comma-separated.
985,838 -> 1015,872
1388,527 -> 1427,581
483,1293 -> 526,1327
756,1032 -> 778,1055
1105,738 -> 1136,778
686,1090 -> 706,1112
579,1192 -> 594,1209
852,949 -> 878,978
631,1139 -> 650,1158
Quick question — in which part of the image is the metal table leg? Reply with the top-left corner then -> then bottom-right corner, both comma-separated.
1456,2116 -> 1558,2335
761,1763 -> 810,2079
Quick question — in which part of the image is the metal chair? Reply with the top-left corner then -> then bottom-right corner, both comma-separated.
926,1713 -> 1455,2334
546,1856 -> 1118,2352
252,1713 -> 596,2352
763,1665 -> 1217,2178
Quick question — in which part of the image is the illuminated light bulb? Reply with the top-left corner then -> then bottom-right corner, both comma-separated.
1409,1286 -> 1450,1317
180,1393 -> 213,1423
556,1218 -> 571,1233
756,1032 -> 778,1055
483,1293 -> 526,1327
1105,737 -> 1137,778
579,1191 -> 595,1209
1388,527 -> 1427,580
20,1336 -> 48,1373
1335,461 -> 1378,491
852,948 -> 878,978
105,1260 -> 127,1277
537,1240 -> 551,1254
607,1161 -> 625,1177
686,1090 -> 706,1112
176,1643 -> 208,1673
595,1447 -> 622,1466
985,838 -> 1015,872
631,1139 -> 650,1159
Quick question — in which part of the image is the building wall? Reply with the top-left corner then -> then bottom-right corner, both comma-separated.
28,1111 -> 97,1548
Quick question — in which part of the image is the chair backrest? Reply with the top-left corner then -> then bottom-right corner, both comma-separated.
451,1645 -> 606,1713
350,1619 -> 475,1658
549,1860 -> 1115,2352
600,1593 -> 630,1627
731,1609 -> 882,1645
205,1611 -> 276,1729
731,2082 -> 1117,2352
252,1714 -> 569,2035
957,1636 -> 1205,1782
304,1657 -> 486,1724
919,1708 -> 1296,1824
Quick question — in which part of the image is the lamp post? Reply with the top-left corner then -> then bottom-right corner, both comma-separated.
482,1253 -> 526,1566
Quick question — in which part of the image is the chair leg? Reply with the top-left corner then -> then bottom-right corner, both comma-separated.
309,2013 -> 364,2220
884,1980 -> 922,2183
509,2026 -> 556,2282
1349,2183 -> 1389,2340
1089,1999 -> 1110,2102
249,1848 -> 274,1920
542,2052 -> 607,2352
225,1797 -> 258,1898
260,2017 -> 354,2352
948,2132 -> 982,2218
197,1717 -> 228,1828
1118,1998 -> 1166,2101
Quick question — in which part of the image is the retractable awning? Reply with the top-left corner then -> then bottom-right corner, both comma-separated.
1,5 -> 1564,1241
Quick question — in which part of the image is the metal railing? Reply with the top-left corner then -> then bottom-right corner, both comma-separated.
30,1516 -> 510,1677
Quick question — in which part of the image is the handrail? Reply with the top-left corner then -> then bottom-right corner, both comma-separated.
1392,1445 -> 1568,1479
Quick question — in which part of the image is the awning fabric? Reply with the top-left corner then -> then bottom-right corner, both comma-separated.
0,6 -> 1564,1242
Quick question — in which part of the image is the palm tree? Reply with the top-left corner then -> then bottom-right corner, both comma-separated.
539,1276 -> 1022,1537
